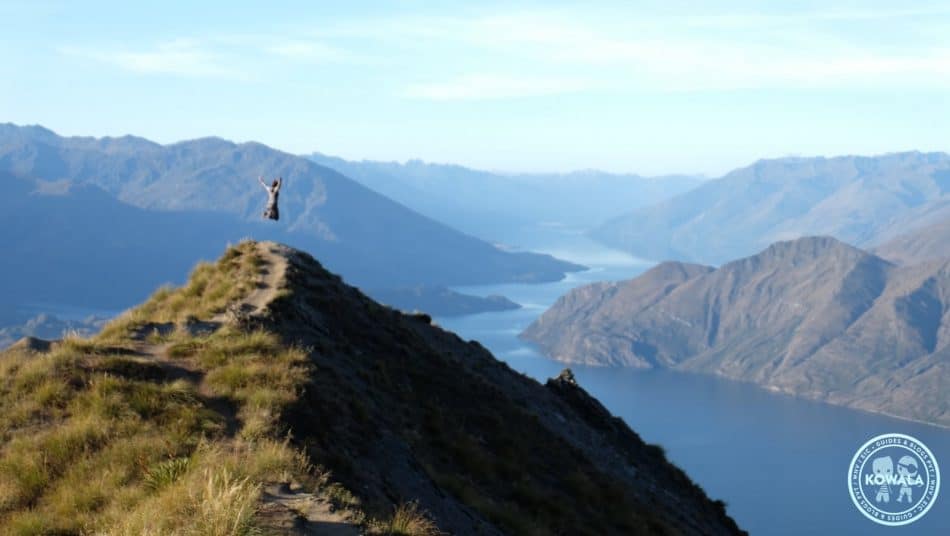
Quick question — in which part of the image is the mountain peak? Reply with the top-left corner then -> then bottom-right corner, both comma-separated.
0,122 -> 60,144
169,136 -> 236,151
760,235 -> 868,261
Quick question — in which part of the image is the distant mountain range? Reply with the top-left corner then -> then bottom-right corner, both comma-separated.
522,236 -> 950,427
0,124 -> 582,323
592,152 -> 950,264
308,153 -> 702,246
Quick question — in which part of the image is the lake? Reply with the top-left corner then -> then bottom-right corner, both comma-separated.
437,236 -> 950,535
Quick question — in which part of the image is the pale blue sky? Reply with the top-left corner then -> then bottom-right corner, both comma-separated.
3,1 -> 949,175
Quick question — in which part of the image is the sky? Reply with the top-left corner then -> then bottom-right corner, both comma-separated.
2,0 -> 950,176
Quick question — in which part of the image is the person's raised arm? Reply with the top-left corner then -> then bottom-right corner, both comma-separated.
258,175 -> 269,190
276,177 -> 282,191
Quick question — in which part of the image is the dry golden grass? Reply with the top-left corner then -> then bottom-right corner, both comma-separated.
98,241 -> 261,341
369,501 -> 442,536
0,240 -> 348,534
110,454 -> 264,536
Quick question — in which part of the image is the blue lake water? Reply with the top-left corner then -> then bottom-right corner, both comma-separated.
437,237 -> 950,535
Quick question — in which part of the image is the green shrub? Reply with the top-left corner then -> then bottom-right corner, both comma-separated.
143,457 -> 191,490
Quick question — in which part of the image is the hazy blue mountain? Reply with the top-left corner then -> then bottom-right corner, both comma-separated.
874,215 -> 950,265
308,153 -> 703,247
0,124 -> 583,322
522,236 -> 950,427
0,170 -> 302,324
591,152 -> 950,264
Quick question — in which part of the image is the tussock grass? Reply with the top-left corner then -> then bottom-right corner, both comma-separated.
98,241 -> 262,341
369,501 -> 441,536
189,468 -> 260,536
109,446 -> 279,536
168,326 -> 310,440
0,240 -> 344,533
0,344 -> 227,533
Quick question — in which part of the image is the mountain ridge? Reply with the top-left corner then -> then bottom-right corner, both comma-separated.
0,123 -> 583,290
308,152 -> 703,245
0,240 -> 744,534
591,151 -> 950,264
0,124 -> 583,325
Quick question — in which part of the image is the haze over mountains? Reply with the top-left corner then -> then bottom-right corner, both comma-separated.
592,152 -> 950,265
0,124 -> 582,323
309,153 -> 703,246
523,236 -> 950,427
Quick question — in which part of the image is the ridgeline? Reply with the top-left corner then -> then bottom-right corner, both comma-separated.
0,241 -> 743,535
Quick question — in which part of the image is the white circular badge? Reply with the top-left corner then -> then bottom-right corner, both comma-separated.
848,433 -> 940,526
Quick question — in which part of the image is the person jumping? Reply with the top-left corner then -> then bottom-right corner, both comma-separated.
259,175 -> 282,221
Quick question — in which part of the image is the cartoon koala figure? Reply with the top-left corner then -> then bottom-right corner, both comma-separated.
873,456 -> 893,503
897,455 -> 919,503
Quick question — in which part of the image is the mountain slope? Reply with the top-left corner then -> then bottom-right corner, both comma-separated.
0,124 -> 582,292
0,241 -> 744,534
522,236 -> 950,427
592,152 -> 950,264
309,153 -> 703,245
874,215 -> 950,265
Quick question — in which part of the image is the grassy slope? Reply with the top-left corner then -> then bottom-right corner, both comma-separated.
0,242 -> 385,535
